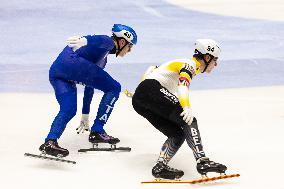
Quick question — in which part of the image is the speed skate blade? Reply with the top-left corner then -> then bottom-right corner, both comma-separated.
141,173 -> 240,184
24,153 -> 76,164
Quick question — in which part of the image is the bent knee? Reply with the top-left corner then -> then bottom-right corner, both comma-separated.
169,128 -> 185,143
112,80 -> 121,93
104,80 -> 121,94
172,135 -> 185,147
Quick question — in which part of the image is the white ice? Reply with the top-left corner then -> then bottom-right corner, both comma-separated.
0,0 -> 284,189
1,86 -> 284,189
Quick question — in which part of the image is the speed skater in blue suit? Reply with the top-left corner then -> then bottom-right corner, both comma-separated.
39,24 -> 138,157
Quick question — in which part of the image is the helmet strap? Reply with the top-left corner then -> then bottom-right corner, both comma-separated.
116,42 -> 128,57
201,54 -> 214,73
114,37 -> 129,57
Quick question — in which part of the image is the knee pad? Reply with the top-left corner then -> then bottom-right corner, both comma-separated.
182,117 -> 205,159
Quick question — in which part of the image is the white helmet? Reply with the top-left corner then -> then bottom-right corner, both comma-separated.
194,39 -> 221,58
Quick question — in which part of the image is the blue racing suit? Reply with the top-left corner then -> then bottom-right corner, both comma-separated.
46,35 -> 121,141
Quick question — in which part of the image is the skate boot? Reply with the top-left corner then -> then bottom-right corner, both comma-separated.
196,157 -> 227,176
89,131 -> 120,144
152,162 -> 184,180
39,140 -> 69,157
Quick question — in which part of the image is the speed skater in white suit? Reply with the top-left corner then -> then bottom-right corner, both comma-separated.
132,39 -> 227,180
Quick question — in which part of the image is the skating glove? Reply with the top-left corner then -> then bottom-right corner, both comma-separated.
180,107 -> 194,125
67,36 -> 87,51
76,114 -> 90,134
124,89 -> 134,98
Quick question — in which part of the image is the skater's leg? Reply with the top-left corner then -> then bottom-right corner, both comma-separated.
133,79 -> 206,160
182,118 -> 206,160
133,79 -> 185,124
46,79 -> 77,141
157,137 -> 185,164
91,79 -> 120,133
135,106 -> 185,164
133,90 -> 185,164
53,56 -> 121,137
162,105 -> 206,160
143,115 -> 185,179
136,111 -> 185,179
88,80 -> 121,144
82,86 -> 94,114
83,67 -> 121,143
88,72 -> 121,133
133,81 -> 186,179
55,57 -> 121,133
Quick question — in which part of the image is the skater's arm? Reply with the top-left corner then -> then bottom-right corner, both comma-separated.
82,86 -> 95,114
67,35 -> 114,51
177,64 -> 193,108
177,84 -> 190,108
84,35 -> 114,50
76,86 -> 94,134
178,64 -> 194,124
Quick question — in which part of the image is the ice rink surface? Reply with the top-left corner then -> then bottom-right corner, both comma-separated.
1,87 -> 284,189
0,0 -> 284,189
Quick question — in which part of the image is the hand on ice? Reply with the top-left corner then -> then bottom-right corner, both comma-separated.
180,107 -> 194,125
76,114 -> 90,134
67,36 -> 87,51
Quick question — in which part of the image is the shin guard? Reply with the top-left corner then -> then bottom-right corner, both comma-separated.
182,118 -> 206,160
